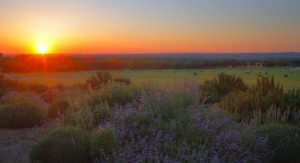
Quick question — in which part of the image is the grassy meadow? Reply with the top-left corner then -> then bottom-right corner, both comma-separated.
5,67 -> 300,90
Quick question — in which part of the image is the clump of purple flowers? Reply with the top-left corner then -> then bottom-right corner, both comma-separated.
95,82 -> 270,162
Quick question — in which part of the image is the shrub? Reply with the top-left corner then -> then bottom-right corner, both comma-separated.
114,78 -> 131,85
202,73 -> 248,102
257,123 -> 300,163
30,127 -> 90,163
61,97 -> 94,130
0,101 -> 46,128
90,128 -> 116,160
86,71 -> 112,90
48,100 -> 70,118
89,83 -> 139,108
219,76 -> 291,123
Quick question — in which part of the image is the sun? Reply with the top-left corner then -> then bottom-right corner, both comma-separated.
36,43 -> 49,55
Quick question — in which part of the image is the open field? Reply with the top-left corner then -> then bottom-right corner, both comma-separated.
5,67 -> 300,90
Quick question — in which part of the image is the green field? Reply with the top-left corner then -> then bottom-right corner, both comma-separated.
5,67 -> 300,90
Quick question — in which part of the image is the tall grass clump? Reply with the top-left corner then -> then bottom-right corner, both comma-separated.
30,127 -> 90,163
256,123 -> 300,163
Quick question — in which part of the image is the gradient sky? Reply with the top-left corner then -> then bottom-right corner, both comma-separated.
1,0 -> 300,54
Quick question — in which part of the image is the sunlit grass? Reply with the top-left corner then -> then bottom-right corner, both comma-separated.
4,67 -> 300,90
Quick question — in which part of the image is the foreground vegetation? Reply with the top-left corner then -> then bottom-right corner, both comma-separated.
0,71 -> 299,162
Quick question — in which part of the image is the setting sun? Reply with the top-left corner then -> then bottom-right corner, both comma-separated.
37,43 -> 49,55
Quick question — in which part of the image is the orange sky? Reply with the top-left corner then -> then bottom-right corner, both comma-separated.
1,0 -> 300,54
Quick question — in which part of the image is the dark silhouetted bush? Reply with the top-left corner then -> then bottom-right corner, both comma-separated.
257,123 -> 300,163
0,101 -> 46,128
30,127 -> 90,163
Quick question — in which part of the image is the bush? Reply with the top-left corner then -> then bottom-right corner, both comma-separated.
89,83 -> 139,108
86,71 -> 112,90
90,128 -> 116,160
0,101 -> 46,128
257,123 -> 300,163
219,76 -> 291,123
48,100 -> 70,118
61,97 -> 94,130
202,73 -> 248,102
30,127 -> 90,163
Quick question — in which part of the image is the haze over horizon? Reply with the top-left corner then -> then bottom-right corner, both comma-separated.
1,0 -> 300,54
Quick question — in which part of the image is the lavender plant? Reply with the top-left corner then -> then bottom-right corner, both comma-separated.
93,82 -> 270,162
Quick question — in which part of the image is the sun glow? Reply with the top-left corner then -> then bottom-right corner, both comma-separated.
36,43 -> 50,55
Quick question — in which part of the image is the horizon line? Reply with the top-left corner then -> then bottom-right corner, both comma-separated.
2,51 -> 300,56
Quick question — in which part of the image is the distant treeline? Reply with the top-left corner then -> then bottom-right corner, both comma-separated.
0,54 -> 299,72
